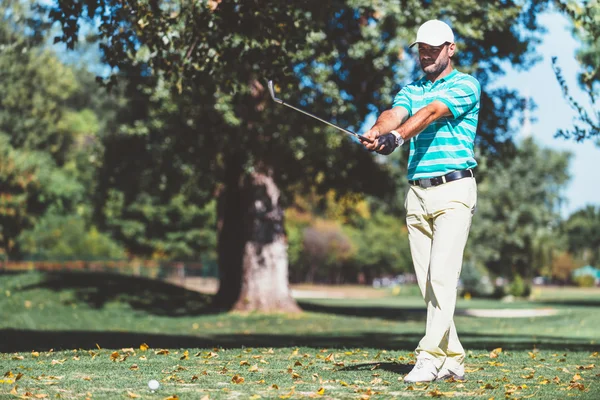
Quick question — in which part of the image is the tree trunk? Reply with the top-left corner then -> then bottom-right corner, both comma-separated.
232,170 -> 300,312
213,161 -> 300,313
212,156 -> 245,310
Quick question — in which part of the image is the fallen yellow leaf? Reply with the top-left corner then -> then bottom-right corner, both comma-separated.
317,387 -> 325,395
577,364 -> 595,370
231,375 -> 244,384
567,382 -> 585,391
180,350 -> 189,360
139,343 -> 149,351
127,391 -> 140,398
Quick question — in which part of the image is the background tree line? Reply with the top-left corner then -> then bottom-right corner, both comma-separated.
1,0 -> 598,310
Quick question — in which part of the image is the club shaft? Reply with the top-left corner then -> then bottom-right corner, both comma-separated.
277,100 -> 374,143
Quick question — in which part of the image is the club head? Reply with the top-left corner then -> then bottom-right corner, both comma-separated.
267,80 -> 283,104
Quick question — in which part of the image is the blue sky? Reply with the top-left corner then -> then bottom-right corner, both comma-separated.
495,10 -> 599,217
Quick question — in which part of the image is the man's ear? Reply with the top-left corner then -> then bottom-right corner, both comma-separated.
447,42 -> 456,57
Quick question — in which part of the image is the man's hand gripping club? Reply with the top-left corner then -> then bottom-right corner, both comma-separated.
363,129 -> 404,155
362,107 -> 409,155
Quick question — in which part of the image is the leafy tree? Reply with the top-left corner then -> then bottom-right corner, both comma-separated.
563,205 -> 600,266
551,251 -> 582,282
0,0 -> 121,260
553,0 -> 599,141
467,137 -> 571,281
0,136 -> 83,258
47,0 -> 552,311
17,213 -> 124,260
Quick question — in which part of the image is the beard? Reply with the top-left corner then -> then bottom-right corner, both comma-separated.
421,57 -> 449,75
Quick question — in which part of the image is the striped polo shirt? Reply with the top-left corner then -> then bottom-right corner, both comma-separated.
392,69 -> 481,180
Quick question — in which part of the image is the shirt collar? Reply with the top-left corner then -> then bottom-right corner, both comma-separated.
420,69 -> 459,85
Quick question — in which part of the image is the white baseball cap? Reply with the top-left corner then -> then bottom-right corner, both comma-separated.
409,20 -> 455,48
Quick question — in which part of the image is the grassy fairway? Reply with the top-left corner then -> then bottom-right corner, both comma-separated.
1,271 -> 599,399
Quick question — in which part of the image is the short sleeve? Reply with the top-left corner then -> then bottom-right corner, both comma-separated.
392,87 -> 412,116
437,76 -> 481,119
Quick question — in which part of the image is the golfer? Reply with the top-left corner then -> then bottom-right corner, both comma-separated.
363,19 -> 480,383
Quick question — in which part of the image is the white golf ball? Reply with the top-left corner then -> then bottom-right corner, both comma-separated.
148,379 -> 160,390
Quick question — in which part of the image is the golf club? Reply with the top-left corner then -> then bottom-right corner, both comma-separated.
267,80 -> 374,144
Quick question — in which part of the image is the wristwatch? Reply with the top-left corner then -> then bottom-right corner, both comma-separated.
390,130 -> 405,147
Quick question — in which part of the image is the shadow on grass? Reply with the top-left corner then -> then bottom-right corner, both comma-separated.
339,362 -> 413,375
298,302 -> 426,322
537,299 -> 600,308
1,328 -> 597,353
17,271 -> 428,321
18,271 -> 216,317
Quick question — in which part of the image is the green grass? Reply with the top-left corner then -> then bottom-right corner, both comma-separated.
1,271 -> 599,399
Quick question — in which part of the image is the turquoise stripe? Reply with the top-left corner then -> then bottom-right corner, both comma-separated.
409,149 -> 474,159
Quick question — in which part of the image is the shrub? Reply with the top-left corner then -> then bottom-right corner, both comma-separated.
508,274 -> 531,297
574,274 -> 596,287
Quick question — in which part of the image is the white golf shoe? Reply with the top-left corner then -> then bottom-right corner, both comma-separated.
436,360 -> 465,381
403,357 -> 438,383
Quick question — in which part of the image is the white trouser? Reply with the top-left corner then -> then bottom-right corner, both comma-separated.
404,177 -> 477,368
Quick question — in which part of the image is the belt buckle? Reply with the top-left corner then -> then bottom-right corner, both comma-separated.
420,178 -> 433,188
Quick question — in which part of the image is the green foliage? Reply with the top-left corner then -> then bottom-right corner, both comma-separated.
460,260 -> 494,298
0,134 -> 84,258
17,213 -> 125,261
564,205 -> 600,266
346,211 -> 412,277
468,138 -> 570,280
508,274 -> 530,297
574,274 -> 596,287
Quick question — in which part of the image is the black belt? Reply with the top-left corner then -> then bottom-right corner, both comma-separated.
408,169 -> 474,188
